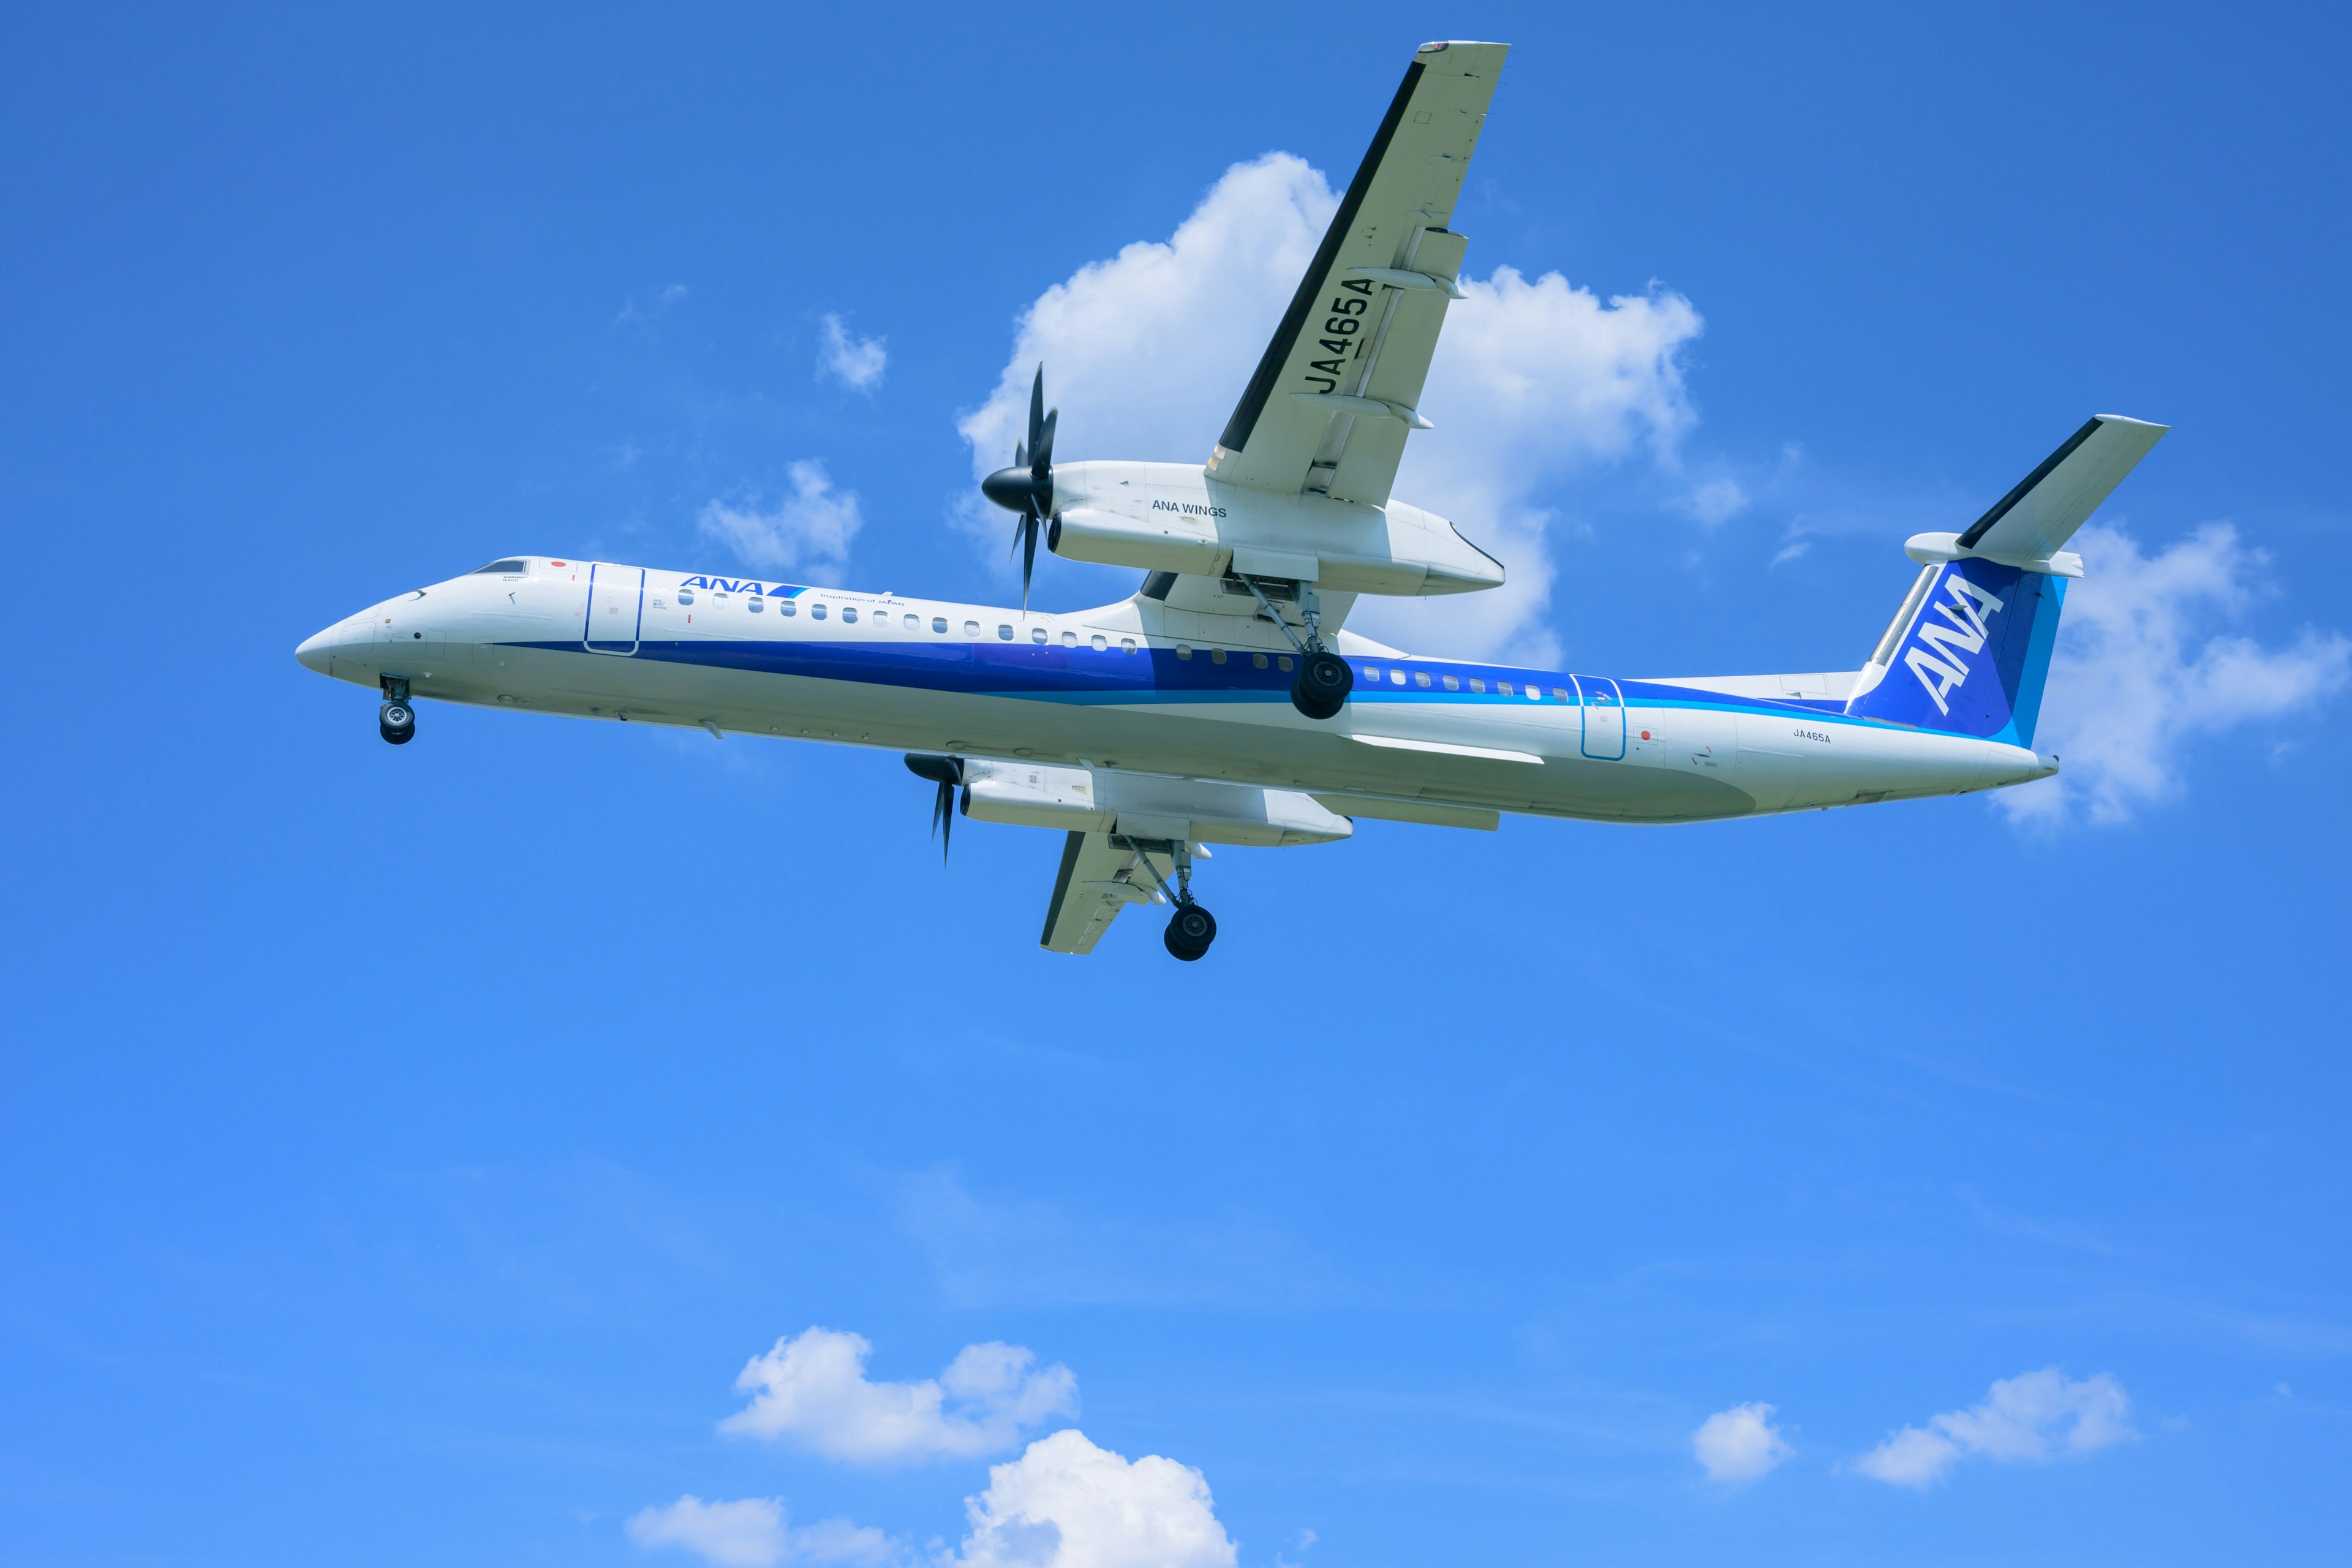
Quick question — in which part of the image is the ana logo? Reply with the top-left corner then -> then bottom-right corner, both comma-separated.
678,575 -> 805,597
1904,570 -> 2005,715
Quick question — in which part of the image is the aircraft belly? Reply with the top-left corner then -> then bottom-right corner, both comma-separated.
424,649 -> 1771,824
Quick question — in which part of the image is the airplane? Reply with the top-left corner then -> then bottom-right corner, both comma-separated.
296,39 -> 2166,962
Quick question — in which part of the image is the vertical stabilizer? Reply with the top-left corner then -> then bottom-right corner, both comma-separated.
1845,558 -> 2065,745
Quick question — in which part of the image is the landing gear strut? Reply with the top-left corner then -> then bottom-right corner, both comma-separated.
379,677 -> 415,745
1120,835 -> 1219,961
1237,576 -> 1353,720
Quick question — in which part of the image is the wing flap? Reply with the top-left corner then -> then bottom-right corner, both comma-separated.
1039,831 -> 1169,954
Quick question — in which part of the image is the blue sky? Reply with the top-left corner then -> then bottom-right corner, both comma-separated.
5,3 -> 2351,1564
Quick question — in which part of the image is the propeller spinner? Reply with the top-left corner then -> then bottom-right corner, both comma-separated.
979,364 -> 1057,608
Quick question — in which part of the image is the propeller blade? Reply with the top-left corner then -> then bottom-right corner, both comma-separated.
1033,407 -> 1058,475
904,753 -> 965,862
1020,511 -> 1039,609
1026,364 -> 1045,457
932,778 -> 955,860
1014,440 -> 1026,469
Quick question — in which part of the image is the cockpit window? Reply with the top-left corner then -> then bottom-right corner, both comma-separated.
470,559 -> 530,575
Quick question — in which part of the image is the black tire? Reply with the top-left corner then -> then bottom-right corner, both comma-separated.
1291,651 -> 1352,720
1163,901 -> 1217,961
379,701 -> 415,745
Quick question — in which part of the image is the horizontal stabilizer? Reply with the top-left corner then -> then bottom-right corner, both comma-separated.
1910,415 -> 2166,571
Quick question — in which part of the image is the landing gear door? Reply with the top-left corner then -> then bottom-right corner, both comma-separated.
1573,675 -> 1626,761
584,564 -> 643,655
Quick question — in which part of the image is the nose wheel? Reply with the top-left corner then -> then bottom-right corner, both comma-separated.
378,677 -> 415,745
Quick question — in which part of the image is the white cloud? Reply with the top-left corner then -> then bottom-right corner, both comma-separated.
719,1327 -> 1077,1464
1680,477 -> 1749,527
948,1429 -> 1238,1568
698,461 -> 864,585
1692,1401 -> 1792,1483
818,313 -> 888,391
957,152 -> 1703,660
627,1496 -> 893,1568
2000,522 -> 2351,825
1855,1369 -> 2136,1488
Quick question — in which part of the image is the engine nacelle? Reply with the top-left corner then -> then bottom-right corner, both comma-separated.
1044,461 -> 1503,597
959,760 -> 1352,847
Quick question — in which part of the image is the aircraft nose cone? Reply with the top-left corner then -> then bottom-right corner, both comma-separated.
296,626 -> 337,673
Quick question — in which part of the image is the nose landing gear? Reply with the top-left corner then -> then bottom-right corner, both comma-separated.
379,677 -> 415,745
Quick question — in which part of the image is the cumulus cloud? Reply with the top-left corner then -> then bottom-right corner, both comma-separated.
719,1327 -> 1077,1464
957,152 -> 1703,660
1692,1401 -> 1792,1483
2000,522 -> 2351,825
948,1429 -> 1237,1568
627,1496 -> 892,1568
1855,1369 -> 2136,1488
699,461 -> 864,585
818,314 -> 888,391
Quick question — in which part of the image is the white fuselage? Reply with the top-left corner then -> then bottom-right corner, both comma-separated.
296,557 -> 2055,824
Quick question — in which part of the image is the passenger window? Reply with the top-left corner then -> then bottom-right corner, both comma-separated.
1469,677 -> 1485,693
1390,669 -> 1406,685
780,600 -> 796,616
1555,688 -> 1572,703
1414,671 -> 1431,688
1176,644 -> 1193,660
933,617 -> 948,633
903,614 -> 918,630
678,590 -> 695,605
1278,655 -> 1294,672
811,603 -> 827,620
1031,626 -> 1048,644
1252,652 -> 1268,669
1497,680 -> 1513,695
997,624 -> 1013,640
964,620 -> 979,636
748,597 -> 764,612
1210,648 -> 1227,665
1442,674 -> 1458,690
1363,666 -> 1380,681
1091,633 -> 1107,650
1121,638 -> 1136,652
842,606 -> 858,624
1061,630 -> 1077,647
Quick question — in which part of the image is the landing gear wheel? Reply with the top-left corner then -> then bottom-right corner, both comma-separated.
1291,650 -> 1353,721
379,701 -> 415,745
1163,901 -> 1218,962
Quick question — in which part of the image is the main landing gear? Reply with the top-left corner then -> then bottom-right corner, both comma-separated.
1122,835 -> 1218,962
1235,576 -> 1354,720
379,677 -> 415,745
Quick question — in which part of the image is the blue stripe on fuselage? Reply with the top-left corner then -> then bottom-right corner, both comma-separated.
502,639 -> 1893,728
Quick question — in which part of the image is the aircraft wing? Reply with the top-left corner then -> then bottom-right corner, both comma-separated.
1039,831 -> 1174,954
1205,40 -> 1508,508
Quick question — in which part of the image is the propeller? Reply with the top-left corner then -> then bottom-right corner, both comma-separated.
979,364 -> 1057,608
903,753 -> 966,861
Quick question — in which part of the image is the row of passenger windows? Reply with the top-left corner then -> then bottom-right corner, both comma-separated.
1173,646 -> 1296,671
1359,665 -> 1589,704
662,589 -> 1144,650
654,588 -> 1597,695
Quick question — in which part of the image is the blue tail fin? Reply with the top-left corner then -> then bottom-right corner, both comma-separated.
1844,556 -> 2065,746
